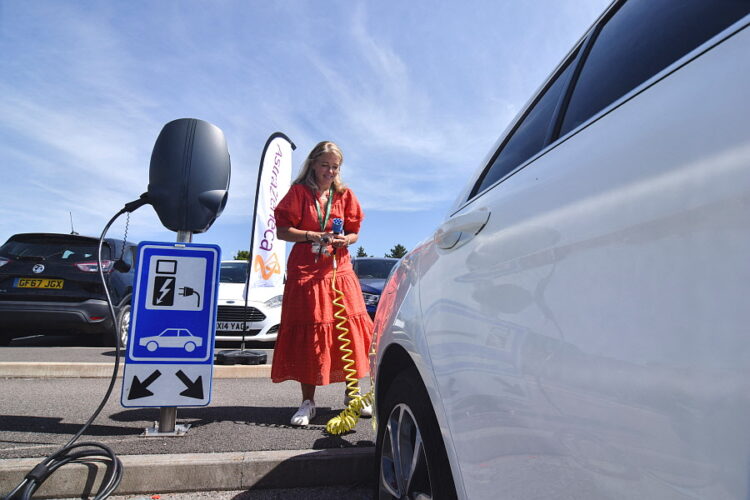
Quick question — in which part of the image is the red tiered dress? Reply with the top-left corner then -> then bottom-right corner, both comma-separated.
271,184 -> 373,386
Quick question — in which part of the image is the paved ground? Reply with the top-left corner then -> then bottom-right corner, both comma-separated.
0,342 -> 379,498
0,377 -> 375,460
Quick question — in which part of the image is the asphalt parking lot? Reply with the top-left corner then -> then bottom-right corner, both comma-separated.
0,336 -> 377,498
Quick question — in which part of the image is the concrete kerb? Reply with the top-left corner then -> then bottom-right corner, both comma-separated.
0,362 -> 270,378
0,447 -> 375,499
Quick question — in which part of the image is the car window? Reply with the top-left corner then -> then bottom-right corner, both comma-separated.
0,237 -> 111,261
559,0 -> 750,136
354,259 -> 397,279
472,48 -> 580,197
220,262 -> 248,283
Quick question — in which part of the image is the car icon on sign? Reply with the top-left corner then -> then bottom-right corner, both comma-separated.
139,328 -> 203,352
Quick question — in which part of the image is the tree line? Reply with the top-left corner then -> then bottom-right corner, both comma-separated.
234,243 -> 407,260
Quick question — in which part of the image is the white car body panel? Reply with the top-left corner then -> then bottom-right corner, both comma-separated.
373,16 -> 750,500
215,261 -> 283,343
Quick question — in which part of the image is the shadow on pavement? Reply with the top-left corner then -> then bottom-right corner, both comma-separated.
0,415 -> 141,437
108,406 -> 374,444
229,485 -> 373,500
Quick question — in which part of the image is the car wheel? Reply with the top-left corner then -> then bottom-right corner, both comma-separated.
184,341 -> 196,352
116,303 -> 131,349
376,370 -> 457,500
99,303 -> 131,348
146,341 -> 158,352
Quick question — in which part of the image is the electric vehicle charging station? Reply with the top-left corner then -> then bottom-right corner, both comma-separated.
122,118 -> 230,436
3,118 -> 232,499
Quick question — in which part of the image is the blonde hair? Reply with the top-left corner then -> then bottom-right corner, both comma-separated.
293,141 -> 347,194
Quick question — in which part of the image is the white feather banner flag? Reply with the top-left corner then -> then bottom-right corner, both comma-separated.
248,132 -> 295,289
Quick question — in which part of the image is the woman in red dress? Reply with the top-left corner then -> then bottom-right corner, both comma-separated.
272,141 -> 373,426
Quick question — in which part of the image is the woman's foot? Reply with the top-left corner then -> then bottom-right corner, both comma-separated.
291,400 -> 316,426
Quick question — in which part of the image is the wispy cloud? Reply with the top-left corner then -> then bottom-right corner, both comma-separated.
0,0 -> 612,255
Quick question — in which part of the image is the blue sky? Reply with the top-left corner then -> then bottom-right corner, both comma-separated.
0,0 -> 610,259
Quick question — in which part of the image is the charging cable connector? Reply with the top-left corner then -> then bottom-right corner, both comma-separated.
179,286 -> 201,308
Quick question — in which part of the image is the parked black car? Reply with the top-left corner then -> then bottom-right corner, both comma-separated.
352,257 -> 399,319
0,233 -> 136,346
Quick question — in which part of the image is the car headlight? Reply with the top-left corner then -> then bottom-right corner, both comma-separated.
264,295 -> 283,308
363,292 -> 379,306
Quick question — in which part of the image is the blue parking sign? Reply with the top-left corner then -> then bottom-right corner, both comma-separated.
121,241 -> 220,407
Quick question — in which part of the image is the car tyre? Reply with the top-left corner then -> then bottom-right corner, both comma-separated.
100,303 -> 131,348
184,341 -> 196,352
116,303 -> 131,349
376,369 -> 457,500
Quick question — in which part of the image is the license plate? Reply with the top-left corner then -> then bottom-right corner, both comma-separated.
16,278 -> 65,289
216,321 -> 252,331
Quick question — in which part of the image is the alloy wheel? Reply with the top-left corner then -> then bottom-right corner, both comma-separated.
119,305 -> 131,348
379,403 -> 433,499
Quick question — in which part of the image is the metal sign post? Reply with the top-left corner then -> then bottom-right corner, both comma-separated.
121,234 -> 220,436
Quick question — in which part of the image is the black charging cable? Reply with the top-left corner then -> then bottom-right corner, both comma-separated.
2,193 -> 150,500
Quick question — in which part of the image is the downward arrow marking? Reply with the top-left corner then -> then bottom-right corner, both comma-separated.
128,370 -> 162,400
176,370 -> 204,399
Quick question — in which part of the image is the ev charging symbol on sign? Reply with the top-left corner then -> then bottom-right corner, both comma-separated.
145,255 -> 205,311
153,275 -> 175,306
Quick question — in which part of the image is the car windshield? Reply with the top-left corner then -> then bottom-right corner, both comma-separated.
354,259 -> 397,279
0,236 -> 111,262
220,262 -> 248,283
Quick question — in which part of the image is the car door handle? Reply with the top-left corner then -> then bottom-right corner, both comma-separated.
434,208 -> 491,250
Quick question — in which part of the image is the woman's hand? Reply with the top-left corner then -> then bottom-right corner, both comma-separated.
278,227 -> 352,247
311,232 -> 332,244
330,233 -> 349,248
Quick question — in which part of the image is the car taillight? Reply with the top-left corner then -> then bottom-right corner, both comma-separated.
75,260 -> 114,273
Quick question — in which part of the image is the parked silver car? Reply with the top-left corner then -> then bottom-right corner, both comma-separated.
371,2 -> 750,499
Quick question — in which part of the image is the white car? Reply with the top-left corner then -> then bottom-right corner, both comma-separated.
139,328 -> 202,352
371,3 -> 750,500
215,260 -> 282,343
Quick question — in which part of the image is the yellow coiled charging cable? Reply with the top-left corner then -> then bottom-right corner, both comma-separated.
325,253 -> 374,435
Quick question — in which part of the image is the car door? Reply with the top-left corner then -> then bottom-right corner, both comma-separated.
417,2 -> 750,498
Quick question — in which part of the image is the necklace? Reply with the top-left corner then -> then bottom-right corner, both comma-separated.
314,186 -> 334,231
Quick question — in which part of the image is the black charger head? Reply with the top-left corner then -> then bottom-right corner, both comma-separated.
148,118 -> 231,233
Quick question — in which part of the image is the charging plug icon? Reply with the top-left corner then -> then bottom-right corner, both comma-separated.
179,286 -> 201,308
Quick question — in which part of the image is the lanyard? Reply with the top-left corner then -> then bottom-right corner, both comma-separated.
314,186 -> 334,232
